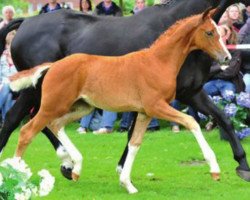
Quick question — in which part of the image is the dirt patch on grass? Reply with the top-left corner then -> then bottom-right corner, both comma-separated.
180,159 -> 206,166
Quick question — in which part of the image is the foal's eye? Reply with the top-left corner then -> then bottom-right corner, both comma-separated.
205,31 -> 214,37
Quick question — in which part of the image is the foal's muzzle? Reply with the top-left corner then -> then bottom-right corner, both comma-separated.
217,53 -> 232,65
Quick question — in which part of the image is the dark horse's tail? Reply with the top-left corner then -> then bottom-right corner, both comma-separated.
0,18 -> 24,56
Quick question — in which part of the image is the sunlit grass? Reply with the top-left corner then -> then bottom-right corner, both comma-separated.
1,122 -> 250,199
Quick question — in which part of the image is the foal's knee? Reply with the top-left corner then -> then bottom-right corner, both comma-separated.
19,128 -> 33,146
185,116 -> 200,132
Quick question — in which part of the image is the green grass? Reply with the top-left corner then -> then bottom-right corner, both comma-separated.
2,122 -> 250,200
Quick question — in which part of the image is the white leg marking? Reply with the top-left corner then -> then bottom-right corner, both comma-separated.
116,165 -> 123,175
120,143 -> 140,194
58,128 -> 83,176
191,126 -> 220,173
56,145 -> 74,169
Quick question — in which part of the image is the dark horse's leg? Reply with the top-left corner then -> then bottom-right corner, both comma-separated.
0,89 -> 74,180
0,89 -> 36,155
117,112 -> 138,173
182,90 -> 250,181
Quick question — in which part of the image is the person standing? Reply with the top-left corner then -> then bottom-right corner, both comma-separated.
0,5 -> 15,29
80,0 -> 93,14
94,0 -> 122,16
0,6 -> 17,126
39,0 -> 62,14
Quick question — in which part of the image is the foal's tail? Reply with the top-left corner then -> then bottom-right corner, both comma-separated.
0,18 -> 24,57
9,64 -> 51,92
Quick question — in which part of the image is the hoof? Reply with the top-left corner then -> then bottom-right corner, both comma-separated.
60,166 -> 73,180
211,172 -> 220,181
236,168 -> 250,182
120,182 -> 138,194
72,172 -> 80,181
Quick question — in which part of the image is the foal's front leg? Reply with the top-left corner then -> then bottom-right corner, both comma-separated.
146,100 -> 220,180
120,113 -> 151,194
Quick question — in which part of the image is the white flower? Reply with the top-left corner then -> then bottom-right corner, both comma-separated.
14,192 -> 27,200
31,186 -> 38,196
38,169 -> 55,196
0,172 -> 3,186
21,186 -> 32,200
1,157 -> 32,180
0,158 -> 55,198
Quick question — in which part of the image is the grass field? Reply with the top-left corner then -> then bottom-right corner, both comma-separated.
1,122 -> 250,200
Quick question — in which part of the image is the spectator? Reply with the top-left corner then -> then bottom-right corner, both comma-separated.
77,109 -> 102,134
239,4 -> 250,93
131,0 -> 147,14
94,0 -> 122,16
119,112 -> 160,133
242,5 -> 250,24
39,0 -> 62,14
80,0 -> 93,14
203,25 -> 245,130
227,4 -> 244,32
0,6 -> 17,124
204,25 -> 244,97
61,2 -> 71,9
169,100 -> 180,133
0,5 -> 15,29
239,19 -> 250,93
239,17 -> 250,42
218,11 -> 229,25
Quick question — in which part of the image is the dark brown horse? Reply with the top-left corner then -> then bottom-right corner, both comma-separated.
11,10 -> 230,194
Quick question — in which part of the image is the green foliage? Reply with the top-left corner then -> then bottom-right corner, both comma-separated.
0,0 -> 28,17
115,0 -> 156,15
0,165 -> 27,200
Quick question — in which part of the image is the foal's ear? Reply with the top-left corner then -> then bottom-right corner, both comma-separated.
202,7 -> 217,21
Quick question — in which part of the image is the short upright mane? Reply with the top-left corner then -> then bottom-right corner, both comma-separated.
151,14 -> 201,48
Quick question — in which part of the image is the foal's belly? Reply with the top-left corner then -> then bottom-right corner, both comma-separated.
80,94 -> 144,113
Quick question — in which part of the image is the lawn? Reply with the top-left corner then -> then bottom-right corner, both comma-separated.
1,122 -> 250,200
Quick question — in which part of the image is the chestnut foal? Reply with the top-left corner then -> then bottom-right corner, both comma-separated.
10,9 -> 231,194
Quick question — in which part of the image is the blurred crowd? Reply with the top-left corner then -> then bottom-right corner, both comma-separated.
0,0 -> 249,136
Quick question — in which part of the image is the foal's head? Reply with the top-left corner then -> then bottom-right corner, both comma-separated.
189,8 -> 231,64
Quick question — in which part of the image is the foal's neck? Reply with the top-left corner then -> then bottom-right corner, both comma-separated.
148,15 -> 200,72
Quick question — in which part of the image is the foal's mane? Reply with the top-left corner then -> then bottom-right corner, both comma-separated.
150,14 -> 201,48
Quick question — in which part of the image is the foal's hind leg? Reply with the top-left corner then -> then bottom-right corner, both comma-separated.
49,105 -> 94,181
120,113 -> 151,194
15,112 -> 51,157
30,99 -> 74,180
145,100 -> 220,180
